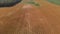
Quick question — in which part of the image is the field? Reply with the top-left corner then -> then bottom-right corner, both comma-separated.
0,0 -> 60,34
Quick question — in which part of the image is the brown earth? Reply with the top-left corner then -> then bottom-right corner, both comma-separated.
0,0 -> 60,34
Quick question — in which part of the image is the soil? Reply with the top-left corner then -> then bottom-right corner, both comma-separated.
0,0 -> 60,34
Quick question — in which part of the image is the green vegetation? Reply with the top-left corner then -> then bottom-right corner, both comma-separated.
47,0 -> 60,5
25,0 -> 40,6
27,1 -> 40,6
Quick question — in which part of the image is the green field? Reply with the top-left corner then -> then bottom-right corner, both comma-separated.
47,0 -> 60,5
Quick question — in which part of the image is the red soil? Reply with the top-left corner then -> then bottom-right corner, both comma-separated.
0,0 -> 60,34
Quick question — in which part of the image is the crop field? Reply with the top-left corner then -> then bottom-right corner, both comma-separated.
0,0 -> 60,34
